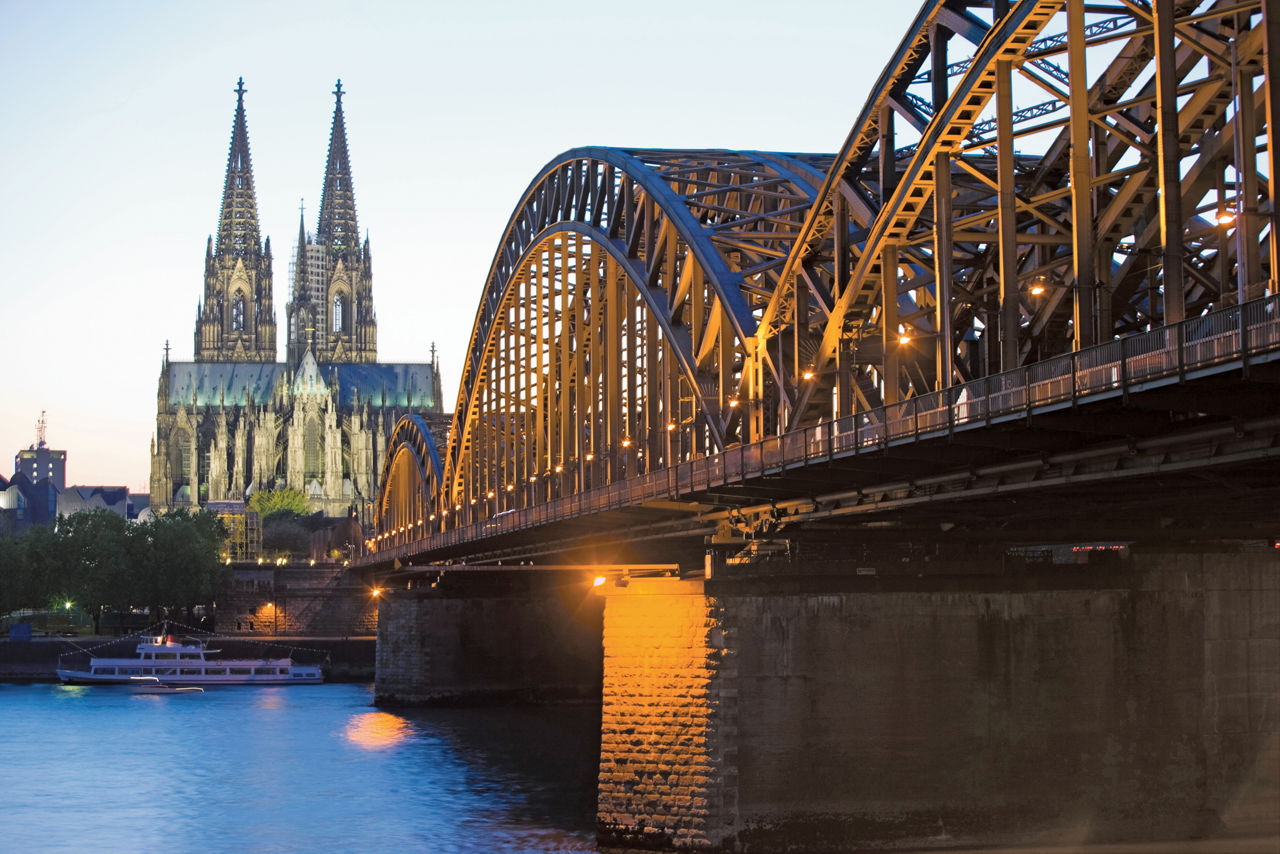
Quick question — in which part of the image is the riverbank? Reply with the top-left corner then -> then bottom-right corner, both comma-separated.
0,635 -> 376,682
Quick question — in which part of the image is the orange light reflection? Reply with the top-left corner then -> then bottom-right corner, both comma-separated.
343,711 -> 411,750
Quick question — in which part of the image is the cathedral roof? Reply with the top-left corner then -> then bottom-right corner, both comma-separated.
316,80 -> 359,258
165,361 -> 439,409
216,78 -> 261,259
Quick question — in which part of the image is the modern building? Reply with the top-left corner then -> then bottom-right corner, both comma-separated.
149,79 -> 446,522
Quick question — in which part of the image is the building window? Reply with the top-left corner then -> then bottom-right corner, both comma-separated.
333,293 -> 344,334
232,292 -> 246,331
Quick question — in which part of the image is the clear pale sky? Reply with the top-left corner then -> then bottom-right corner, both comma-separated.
0,0 -> 917,493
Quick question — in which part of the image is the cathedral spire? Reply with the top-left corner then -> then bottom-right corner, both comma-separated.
316,79 -> 358,258
216,77 -> 261,259
294,200 -> 309,300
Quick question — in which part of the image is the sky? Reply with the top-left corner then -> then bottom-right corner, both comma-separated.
0,0 -> 918,494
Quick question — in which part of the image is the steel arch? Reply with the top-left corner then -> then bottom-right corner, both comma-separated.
755,0 -> 1275,431
373,0 -> 1278,552
440,147 -> 830,522
371,414 -> 443,550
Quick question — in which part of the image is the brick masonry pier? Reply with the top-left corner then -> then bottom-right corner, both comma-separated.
595,550 -> 1279,851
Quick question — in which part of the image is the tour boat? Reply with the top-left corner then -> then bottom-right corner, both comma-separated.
57,633 -> 324,686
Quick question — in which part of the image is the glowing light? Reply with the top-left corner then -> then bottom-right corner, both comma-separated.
592,576 -> 607,587
506,484 -> 514,492
585,453 -> 595,461
310,559 -> 316,566
728,398 -> 739,408
802,370 -> 814,381
666,423 -> 676,431
429,514 -> 436,521
257,558 -> 264,565
1217,208 -> 1237,226
64,601 -> 72,610
555,464 -> 564,473
898,334 -> 911,345
1030,283 -> 1046,296
622,437 -> 632,448
371,588 -> 382,597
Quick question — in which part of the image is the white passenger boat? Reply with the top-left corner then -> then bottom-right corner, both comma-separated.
57,632 -> 323,686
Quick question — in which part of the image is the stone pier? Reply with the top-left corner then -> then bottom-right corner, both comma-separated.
375,573 -> 604,705
596,550 -> 1280,851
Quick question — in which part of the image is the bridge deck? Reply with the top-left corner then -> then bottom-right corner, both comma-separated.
366,295 -> 1280,569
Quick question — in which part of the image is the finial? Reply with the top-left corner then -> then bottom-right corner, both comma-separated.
164,339 -> 171,366
299,197 -> 305,218
334,79 -> 344,104
235,77 -> 246,101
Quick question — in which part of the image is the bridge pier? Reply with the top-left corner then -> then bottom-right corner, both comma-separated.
597,550 -> 1278,851
374,573 -> 603,705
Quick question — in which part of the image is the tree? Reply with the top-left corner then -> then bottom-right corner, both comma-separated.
135,510 -> 229,623
56,509 -> 135,634
248,488 -> 310,519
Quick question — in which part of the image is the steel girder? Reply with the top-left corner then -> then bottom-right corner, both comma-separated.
757,0 -> 1274,433
431,148 -> 829,529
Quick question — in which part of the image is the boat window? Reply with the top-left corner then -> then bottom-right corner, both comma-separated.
180,668 -> 202,675
142,667 -> 155,675
120,667 -> 142,675
230,667 -> 251,675
292,672 -> 308,678
155,653 -> 177,660
179,653 -> 201,659
205,668 -> 227,675
92,667 -> 116,675
253,667 -> 276,675
155,668 -> 176,676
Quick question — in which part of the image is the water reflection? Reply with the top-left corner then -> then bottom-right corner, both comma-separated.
344,710 -> 411,750
0,684 -> 602,853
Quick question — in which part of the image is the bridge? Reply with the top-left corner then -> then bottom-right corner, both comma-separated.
365,2 -> 1280,851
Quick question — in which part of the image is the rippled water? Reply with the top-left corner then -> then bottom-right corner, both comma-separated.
0,683 -> 601,853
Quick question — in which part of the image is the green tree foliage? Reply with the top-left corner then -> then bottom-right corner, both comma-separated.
0,510 -> 229,632
248,488 -> 310,519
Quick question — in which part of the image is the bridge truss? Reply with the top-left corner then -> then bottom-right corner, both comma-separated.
372,0 -> 1279,558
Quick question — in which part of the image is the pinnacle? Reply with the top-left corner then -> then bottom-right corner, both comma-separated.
316,79 -> 359,258
216,77 -> 261,259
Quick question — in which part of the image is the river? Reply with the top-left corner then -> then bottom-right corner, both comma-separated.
0,682 -> 601,853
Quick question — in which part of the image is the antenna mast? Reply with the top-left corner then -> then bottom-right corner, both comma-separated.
35,410 -> 47,448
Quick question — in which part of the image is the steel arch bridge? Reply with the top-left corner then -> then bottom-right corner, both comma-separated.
371,0 -> 1279,557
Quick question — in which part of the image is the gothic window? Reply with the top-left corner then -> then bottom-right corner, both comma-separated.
305,417 -> 322,480
333,293 -> 351,335
232,292 -> 246,331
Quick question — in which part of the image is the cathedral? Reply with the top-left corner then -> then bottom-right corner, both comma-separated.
150,79 -> 444,521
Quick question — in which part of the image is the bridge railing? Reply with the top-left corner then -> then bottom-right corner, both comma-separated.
374,294 -> 1280,559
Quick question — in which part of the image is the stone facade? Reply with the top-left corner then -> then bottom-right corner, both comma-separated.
219,563 -> 379,638
150,79 -> 445,521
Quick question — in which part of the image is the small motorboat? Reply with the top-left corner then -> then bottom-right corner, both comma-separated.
129,676 -> 205,695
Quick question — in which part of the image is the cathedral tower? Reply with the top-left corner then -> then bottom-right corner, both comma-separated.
195,78 -> 277,363
286,80 -> 377,366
